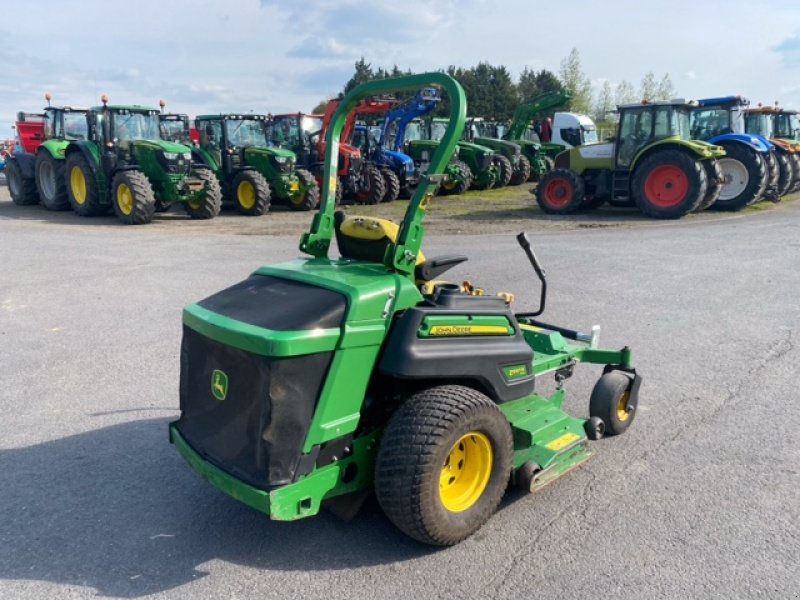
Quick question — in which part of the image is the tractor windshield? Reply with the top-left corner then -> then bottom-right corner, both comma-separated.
161,118 -> 189,144
113,112 -> 161,142
404,120 -> 422,142
429,120 -> 448,142
269,115 -> 321,148
226,119 -> 267,147
774,113 -> 800,139
690,107 -> 732,140
745,113 -> 774,137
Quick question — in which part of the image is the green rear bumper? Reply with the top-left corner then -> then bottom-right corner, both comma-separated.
169,423 -> 340,521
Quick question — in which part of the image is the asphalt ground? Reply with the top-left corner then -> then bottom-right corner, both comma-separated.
0,187 -> 798,599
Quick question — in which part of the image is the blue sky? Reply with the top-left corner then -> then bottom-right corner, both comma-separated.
2,0 -> 800,136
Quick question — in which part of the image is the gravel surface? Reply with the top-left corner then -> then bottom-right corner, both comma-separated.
1,187 -> 798,599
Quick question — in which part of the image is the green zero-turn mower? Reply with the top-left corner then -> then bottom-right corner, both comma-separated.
64,96 -> 222,225
169,73 -> 642,546
193,114 -> 319,215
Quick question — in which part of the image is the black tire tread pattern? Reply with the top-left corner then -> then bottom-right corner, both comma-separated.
440,160 -> 472,195
5,159 -> 39,206
375,385 -> 513,546
288,168 -> 319,211
509,155 -> 531,186
708,143 -> 767,211
774,151 -> 793,198
493,155 -> 513,187
111,170 -> 156,225
185,168 -> 222,219
381,168 -> 401,202
632,149 -> 706,219
358,164 -> 386,205
36,152 -> 69,210
65,152 -> 105,216
696,159 -> 723,211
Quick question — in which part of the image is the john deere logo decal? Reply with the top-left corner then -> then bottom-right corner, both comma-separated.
211,369 -> 228,401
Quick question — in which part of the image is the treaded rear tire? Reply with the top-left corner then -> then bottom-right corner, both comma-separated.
493,155 -> 513,187
509,155 -> 531,186
355,164 -> 386,205
708,143 -> 767,211
775,151 -> 793,198
375,385 -> 513,546
184,168 -> 222,219
36,152 -> 69,210
381,168 -> 401,202
440,160 -> 471,195
65,152 -> 105,216
535,168 -> 585,214
695,159 -> 723,211
287,168 -> 319,211
232,169 -> 270,216
5,159 -> 39,206
632,149 -> 706,219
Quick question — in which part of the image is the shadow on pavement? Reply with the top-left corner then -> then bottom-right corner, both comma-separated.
0,418 -> 431,598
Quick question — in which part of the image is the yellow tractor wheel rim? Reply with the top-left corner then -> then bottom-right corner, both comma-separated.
70,166 -> 87,204
237,180 -> 256,210
187,198 -> 202,210
439,431 -> 492,513
617,391 -> 631,422
116,183 -> 134,216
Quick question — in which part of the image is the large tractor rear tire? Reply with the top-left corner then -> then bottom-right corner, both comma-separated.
381,169 -> 401,203
65,153 -> 106,216
232,170 -> 270,216
355,164 -> 386,205
35,152 -> 69,210
695,159 -> 723,211
774,151 -> 793,198
111,170 -> 156,225
493,155 -> 513,187
5,160 -> 39,206
632,149 -> 706,219
535,168 -> 585,214
440,160 -> 472,195
287,169 -> 319,211
375,385 -> 513,546
509,155 -> 531,186
184,168 -> 222,219
708,143 -> 767,211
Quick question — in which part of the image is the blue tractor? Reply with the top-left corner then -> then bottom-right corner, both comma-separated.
351,122 -> 417,199
690,96 -> 780,210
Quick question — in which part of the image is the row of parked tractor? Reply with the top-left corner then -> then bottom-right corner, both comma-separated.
3,89 -> 800,224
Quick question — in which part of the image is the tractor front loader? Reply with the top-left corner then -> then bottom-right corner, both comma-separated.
170,73 -> 642,546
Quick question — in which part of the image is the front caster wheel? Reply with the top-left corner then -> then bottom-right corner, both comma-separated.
589,371 -> 638,436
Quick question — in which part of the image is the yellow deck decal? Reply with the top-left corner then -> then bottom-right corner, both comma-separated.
429,325 -> 509,336
545,432 -> 580,451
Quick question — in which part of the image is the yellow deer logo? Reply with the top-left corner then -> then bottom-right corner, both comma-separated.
211,369 -> 228,401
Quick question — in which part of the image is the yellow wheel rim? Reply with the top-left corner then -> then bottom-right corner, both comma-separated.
439,431 -> 492,513
70,166 -> 87,204
187,199 -> 202,210
116,182 -> 134,216
237,180 -> 256,210
617,391 -> 631,422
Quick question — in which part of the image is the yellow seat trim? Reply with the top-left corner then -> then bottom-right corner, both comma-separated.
339,216 -> 425,265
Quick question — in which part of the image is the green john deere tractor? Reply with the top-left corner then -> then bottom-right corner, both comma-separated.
428,117 -> 500,190
465,118 -> 529,186
193,114 -> 319,215
535,100 -> 726,219
64,98 -> 222,224
400,117 -> 473,195
169,73 -> 642,546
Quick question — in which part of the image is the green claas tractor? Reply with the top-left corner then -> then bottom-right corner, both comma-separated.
465,118 -> 529,185
193,114 -> 319,214
169,73 -> 642,546
535,100 -> 726,219
64,96 -> 222,224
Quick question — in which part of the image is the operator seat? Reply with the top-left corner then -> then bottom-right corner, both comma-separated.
333,211 -> 467,283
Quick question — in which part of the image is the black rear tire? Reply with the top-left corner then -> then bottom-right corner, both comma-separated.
111,170 -> 156,225
65,152 -> 105,216
789,154 -> 800,192
5,159 -> 39,206
355,164 -> 385,205
632,149 -> 706,219
589,372 -> 637,436
440,160 -> 471,195
509,155 -> 531,186
375,385 -> 513,546
232,169 -> 270,216
775,151 -> 793,198
708,143 -> 767,211
35,152 -> 69,210
184,168 -> 222,219
493,155 -> 513,187
535,168 -> 585,214
695,159 -> 723,211
381,168 -> 401,202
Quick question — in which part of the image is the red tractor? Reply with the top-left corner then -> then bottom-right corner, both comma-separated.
269,102 -> 385,205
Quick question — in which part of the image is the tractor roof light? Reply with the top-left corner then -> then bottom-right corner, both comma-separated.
45,93 -> 52,107
159,99 -> 166,112
101,95 -> 109,106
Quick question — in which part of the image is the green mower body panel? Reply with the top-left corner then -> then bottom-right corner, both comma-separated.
171,74 -> 641,533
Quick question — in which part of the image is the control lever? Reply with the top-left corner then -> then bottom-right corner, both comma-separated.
515,232 -> 547,317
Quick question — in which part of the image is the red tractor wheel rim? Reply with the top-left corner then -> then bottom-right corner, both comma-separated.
644,165 -> 689,208
543,178 -> 573,208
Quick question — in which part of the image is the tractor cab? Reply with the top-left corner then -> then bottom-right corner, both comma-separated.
615,100 -> 694,168
42,106 -> 88,143
268,113 -> 323,167
195,114 -> 271,170
159,113 -> 193,145
773,109 -> 800,141
744,108 -> 776,138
